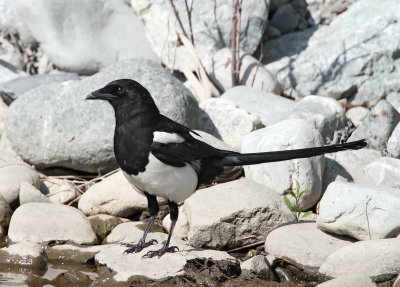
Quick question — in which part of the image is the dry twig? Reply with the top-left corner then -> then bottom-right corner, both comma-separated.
230,0 -> 243,86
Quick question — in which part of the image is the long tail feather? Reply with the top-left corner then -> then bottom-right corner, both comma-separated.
220,139 -> 367,166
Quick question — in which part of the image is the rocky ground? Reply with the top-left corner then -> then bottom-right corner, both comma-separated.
0,0 -> 400,286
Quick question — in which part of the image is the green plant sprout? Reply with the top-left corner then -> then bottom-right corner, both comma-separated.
282,180 -> 313,221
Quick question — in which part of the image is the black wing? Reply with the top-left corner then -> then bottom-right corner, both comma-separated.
151,116 -> 234,162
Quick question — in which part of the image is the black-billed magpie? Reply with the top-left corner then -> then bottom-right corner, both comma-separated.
86,79 -> 367,258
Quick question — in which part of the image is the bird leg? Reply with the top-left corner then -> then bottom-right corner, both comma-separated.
143,200 -> 179,258
122,193 -> 159,254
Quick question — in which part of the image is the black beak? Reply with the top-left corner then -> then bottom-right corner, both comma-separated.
85,90 -> 115,101
85,91 -> 101,100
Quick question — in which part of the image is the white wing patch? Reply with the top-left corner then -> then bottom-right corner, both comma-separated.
153,131 -> 185,144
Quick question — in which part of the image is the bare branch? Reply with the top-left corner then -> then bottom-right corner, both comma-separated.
230,0 -> 243,86
184,0 -> 195,45
168,0 -> 190,40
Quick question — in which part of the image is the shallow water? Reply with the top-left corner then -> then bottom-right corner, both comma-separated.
0,262 -> 98,287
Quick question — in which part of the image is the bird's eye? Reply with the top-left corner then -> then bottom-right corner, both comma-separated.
117,87 -> 125,94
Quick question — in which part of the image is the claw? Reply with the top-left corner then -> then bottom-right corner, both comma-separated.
122,239 -> 158,255
143,245 -> 179,258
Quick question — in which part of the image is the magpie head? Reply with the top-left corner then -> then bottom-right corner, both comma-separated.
85,79 -> 152,107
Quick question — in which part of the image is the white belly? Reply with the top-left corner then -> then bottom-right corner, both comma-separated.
122,153 -> 198,203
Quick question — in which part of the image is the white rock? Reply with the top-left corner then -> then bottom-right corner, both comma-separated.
19,182 -> 50,205
317,182 -> 400,240
388,122 -> 400,158
2,242 -> 43,257
348,100 -> 400,151
241,118 -> 324,210
8,202 -> 97,244
319,238 -> 400,280
358,157 -> 400,188
322,149 -> 381,191
268,0 -> 400,101
192,130 -> 237,151
42,178 -> 79,205
0,98 -> 7,137
162,206 -> 189,240
78,170 -> 149,217
0,61 -> 25,85
200,98 -> 264,150
290,95 -> 347,140
95,244 -> 237,282
11,0 -> 157,74
131,0 -> 269,71
0,242 -> 46,268
0,155 -> 42,204
241,255 -> 270,276
206,48 -> 280,95
184,179 -> 294,249
387,92 -> 400,114
103,221 -> 176,245
265,222 -> 354,270
317,275 -> 377,287
221,86 -> 295,126
0,36 -> 22,68
346,106 -> 370,127
47,244 -> 115,264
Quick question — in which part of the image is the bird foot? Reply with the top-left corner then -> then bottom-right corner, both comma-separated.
121,239 -> 158,254
143,245 -> 179,258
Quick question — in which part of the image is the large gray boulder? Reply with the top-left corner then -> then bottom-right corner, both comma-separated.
131,0 -> 270,71
184,178 -> 294,249
241,119 -> 325,210
6,59 -> 200,173
10,0 -> 157,74
267,0 -> 400,101
8,202 -> 97,244
0,73 -> 79,104
317,182 -> 400,240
